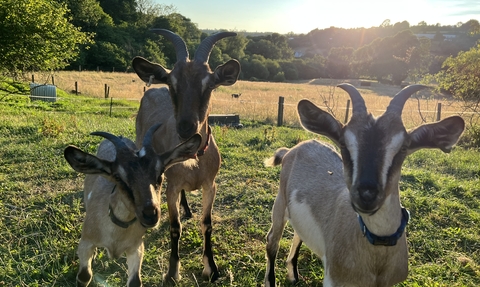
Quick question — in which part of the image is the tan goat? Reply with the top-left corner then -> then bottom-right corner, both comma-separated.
132,29 -> 241,282
264,84 -> 465,287
64,124 -> 201,287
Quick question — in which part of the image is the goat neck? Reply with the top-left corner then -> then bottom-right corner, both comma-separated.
108,184 -> 138,228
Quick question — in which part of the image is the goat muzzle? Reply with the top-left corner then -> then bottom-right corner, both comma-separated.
140,206 -> 160,228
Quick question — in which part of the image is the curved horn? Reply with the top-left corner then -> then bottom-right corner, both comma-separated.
194,32 -> 237,64
150,29 -> 188,62
337,83 -> 367,116
143,123 -> 162,151
386,85 -> 428,115
91,131 -> 129,151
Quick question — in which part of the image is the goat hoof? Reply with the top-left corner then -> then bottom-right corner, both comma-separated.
202,269 -> 219,282
76,267 -> 92,287
163,273 -> 181,285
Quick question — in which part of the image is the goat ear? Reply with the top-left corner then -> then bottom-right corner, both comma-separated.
214,59 -> 241,86
407,116 -> 465,154
64,146 -> 112,175
297,99 -> 344,145
132,56 -> 170,84
160,134 -> 202,169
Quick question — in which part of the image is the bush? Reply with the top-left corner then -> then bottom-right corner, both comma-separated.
272,72 -> 285,82
459,125 -> 480,148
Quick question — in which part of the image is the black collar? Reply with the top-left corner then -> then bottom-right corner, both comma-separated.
108,185 -> 137,228
358,207 -> 410,246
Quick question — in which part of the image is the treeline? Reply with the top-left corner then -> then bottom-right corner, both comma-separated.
63,0 -> 480,85
1,0 -> 480,86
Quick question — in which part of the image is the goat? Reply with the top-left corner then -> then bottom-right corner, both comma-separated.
264,84 -> 465,287
64,124 -> 201,287
132,29 -> 241,282
231,93 -> 242,98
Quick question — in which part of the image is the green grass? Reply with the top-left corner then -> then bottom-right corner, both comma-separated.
0,82 -> 479,286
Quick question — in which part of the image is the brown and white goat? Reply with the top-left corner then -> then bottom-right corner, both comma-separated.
132,29 -> 241,282
264,84 -> 465,287
64,125 -> 201,287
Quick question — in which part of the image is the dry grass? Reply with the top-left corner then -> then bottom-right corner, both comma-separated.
34,71 -> 466,128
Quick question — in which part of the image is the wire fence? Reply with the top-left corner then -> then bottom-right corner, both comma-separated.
5,73 -> 479,129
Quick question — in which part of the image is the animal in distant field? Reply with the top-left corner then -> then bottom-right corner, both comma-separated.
264,84 -> 465,287
132,29 -> 241,282
231,93 -> 242,98
64,124 -> 201,287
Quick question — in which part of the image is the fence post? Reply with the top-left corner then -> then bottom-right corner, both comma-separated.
79,65 -> 82,72
75,81 -> 78,95
436,103 -> 442,121
31,74 -> 35,83
104,84 -> 109,98
344,99 -> 351,124
277,96 -> 284,126
51,75 -> 55,86
110,98 -> 113,117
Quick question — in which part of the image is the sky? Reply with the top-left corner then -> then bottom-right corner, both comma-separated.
154,0 -> 480,34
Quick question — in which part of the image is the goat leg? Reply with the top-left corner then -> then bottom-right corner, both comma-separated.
201,183 -> 219,282
180,189 -> 192,219
165,189 -> 182,283
286,232 -> 303,284
264,194 -> 289,287
126,242 -> 144,287
76,239 -> 95,287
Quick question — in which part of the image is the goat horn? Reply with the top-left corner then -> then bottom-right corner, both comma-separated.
386,85 -> 428,115
194,32 -> 237,64
150,29 -> 188,62
143,123 -> 162,151
337,83 -> 367,116
90,131 -> 129,151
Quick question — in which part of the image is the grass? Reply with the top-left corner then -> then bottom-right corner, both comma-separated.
0,76 -> 479,286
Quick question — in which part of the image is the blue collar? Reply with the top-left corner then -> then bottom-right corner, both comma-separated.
358,207 -> 410,246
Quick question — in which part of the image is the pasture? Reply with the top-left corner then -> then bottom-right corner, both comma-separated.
0,74 -> 479,286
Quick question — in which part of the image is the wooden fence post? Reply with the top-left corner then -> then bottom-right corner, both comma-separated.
51,75 -> 55,86
437,103 -> 442,121
344,99 -> 351,124
277,96 -> 284,126
104,84 -> 109,98
75,81 -> 78,95
31,74 -> 35,83
79,65 -> 82,72
110,98 -> 113,117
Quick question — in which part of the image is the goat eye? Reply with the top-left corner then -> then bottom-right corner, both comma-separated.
113,174 -> 122,182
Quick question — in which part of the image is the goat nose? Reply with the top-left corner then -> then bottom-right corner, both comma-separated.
357,185 -> 379,203
142,206 -> 159,224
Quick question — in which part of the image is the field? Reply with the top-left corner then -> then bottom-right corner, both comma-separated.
0,74 -> 479,286
37,70 -> 469,128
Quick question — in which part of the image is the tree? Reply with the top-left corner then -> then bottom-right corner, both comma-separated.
246,33 -> 293,60
99,0 -> 138,24
59,0 -> 110,31
436,44 -> 480,103
0,0 -> 91,77
327,47 -> 353,79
